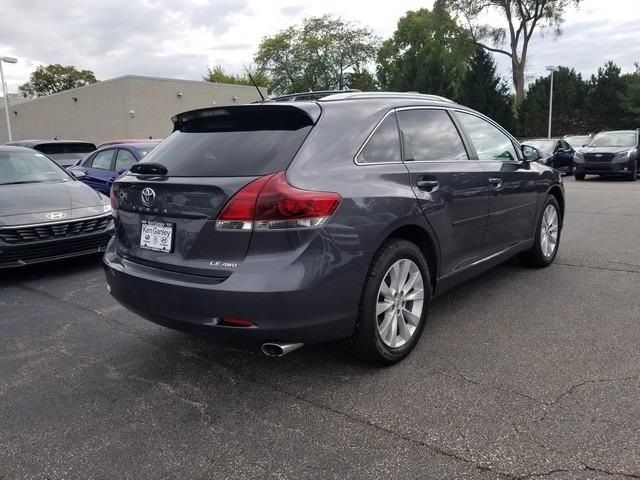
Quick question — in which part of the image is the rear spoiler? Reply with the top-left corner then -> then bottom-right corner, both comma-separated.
172,104 -> 322,132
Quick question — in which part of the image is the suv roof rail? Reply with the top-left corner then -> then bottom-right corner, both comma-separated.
319,91 -> 456,103
264,89 -> 361,103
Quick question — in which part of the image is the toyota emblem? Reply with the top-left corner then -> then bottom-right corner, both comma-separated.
141,187 -> 156,207
46,211 -> 68,220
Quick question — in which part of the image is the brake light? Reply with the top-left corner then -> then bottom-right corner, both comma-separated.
110,186 -> 116,210
216,171 -> 341,231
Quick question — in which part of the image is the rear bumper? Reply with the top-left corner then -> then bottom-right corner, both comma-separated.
0,229 -> 113,268
103,240 -> 368,345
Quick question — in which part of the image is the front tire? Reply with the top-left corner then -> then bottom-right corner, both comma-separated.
628,162 -> 638,181
350,239 -> 432,366
520,196 -> 562,268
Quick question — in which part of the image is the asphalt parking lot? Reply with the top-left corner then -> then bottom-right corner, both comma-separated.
1,177 -> 639,480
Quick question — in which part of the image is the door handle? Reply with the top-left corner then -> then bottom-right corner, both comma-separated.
488,177 -> 503,190
416,179 -> 440,192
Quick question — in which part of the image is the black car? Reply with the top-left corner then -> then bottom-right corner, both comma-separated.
522,138 -> 575,174
104,92 -> 564,365
573,130 -> 639,181
0,146 -> 114,268
4,139 -> 97,168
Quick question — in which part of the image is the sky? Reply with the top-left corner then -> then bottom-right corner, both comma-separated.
1,0 -> 639,94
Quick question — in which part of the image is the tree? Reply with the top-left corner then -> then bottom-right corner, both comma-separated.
445,0 -> 581,107
203,65 -> 268,87
586,61 -> 626,130
19,64 -> 98,97
519,66 -> 588,137
377,3 -> 473,99
254,15 -> 378,95
458,48 -> 515,132
619,63 -> 640,126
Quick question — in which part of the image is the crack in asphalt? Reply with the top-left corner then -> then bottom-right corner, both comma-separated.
10,281 -> 640,479
554,261 -> 640,274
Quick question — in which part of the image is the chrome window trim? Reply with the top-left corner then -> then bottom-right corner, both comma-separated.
354,106 -> 476,166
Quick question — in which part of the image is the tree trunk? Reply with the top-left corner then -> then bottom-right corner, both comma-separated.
513,59 -> 526,107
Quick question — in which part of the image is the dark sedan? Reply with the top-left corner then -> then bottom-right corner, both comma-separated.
573,130 -> 639,181
522,138 -> 575,174
68,142 -> 160,195
0,146 -> 114,268
4,139 -> 97,168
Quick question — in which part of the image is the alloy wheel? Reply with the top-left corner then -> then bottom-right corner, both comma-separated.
540,204 -> 559,258
376,259 -> 424,348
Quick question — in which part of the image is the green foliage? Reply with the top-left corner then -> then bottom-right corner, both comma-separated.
519,61 -> 640,137
254,15 -> 378,95
376,4 -> 472,99
458,48 -> 515,132
203,65 -> 268,87
519,67 -> 589,136
19,64 -> 98,97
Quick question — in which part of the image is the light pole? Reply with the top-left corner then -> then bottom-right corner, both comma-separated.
0,56 -> 18,142
546,65 -> 558,139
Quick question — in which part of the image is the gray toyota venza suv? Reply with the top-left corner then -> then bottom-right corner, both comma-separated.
104,92 -> 564,365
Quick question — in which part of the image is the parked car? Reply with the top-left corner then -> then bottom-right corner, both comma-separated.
563,134 -> 592,149
0,146 -> 113,268
97,138 -> 162,149
521,138 -> 575,174
68,142 -> 160,195
573,130 -> 639,181
4,139 -> 96,168
104,92 -> 564,365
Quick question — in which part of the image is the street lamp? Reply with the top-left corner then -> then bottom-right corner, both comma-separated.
546,65 -> 559,139
0,56 -> 18,142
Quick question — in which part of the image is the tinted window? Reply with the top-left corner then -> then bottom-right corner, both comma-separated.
457,112 -> 518,162
115,149 -> 137,171
0,150 -> 71,185
397,109 -> 468,161
91,150 -> 115,170
35,143 -> 96,154
358,114 -> 401,164
143,107 -> 314,176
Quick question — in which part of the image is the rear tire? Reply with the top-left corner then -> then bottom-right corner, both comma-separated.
520,196 -> 562,268
349,239 -> 432,366
574,173 -> 585,181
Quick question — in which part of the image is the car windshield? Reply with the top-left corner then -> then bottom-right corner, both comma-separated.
0,150 -> 72,185
564,136 -> 589,148
524,139 -> 555,154
588,132 -> 636,148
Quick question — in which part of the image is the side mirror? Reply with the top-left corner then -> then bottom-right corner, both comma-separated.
69,168 -> 86,180
521,144 -> 541,162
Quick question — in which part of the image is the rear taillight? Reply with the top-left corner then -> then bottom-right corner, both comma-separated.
216,171 -> 341,231
110,186 -> 116,210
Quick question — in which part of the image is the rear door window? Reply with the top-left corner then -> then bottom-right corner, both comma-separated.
141,106 -> 315,177
357,113 -> 401,164
397,109 -> 468,161
90,150 -> 115,170
115,149 -> 137,171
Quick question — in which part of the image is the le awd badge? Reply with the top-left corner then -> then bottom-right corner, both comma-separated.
210,260 -> 239,269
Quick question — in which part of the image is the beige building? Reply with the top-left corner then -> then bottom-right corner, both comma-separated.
0,75 -> 266,144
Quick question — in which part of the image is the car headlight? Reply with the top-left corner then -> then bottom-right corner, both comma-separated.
615,149 -> 635,159
102,203 -> 112,214
574,151 -> 584,161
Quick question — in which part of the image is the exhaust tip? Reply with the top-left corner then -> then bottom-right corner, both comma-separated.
261,342 -> 303,357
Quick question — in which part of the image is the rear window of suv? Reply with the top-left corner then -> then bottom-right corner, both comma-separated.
141,106 -> 315,177
35,143 -> 97,154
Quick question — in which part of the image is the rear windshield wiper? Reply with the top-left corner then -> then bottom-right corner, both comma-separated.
130,162 -> 168,175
